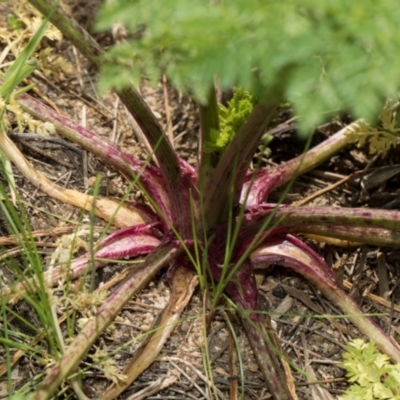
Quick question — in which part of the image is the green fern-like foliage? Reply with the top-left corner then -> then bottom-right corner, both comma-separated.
96,0 -> 400,134
345,100 -> 399,154
340,339 -> 400,400
204,88 -> 256,153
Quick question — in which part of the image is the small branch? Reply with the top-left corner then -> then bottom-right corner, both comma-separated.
120,375 -> 178,400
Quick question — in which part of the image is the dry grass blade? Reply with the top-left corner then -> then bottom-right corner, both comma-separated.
101,266 -> 198,400
228,325 -> 238,400
167,358 -> 209,399
300,331 -> 335,400
279,284 -> 357,338
343,280 -> 400,313
125,374 -> 179,400
0,226 -> 75,245
162,357 -> 226,399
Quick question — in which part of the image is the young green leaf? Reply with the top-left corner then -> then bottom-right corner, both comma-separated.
341,339 -> 400,400
204,88 -> 256,154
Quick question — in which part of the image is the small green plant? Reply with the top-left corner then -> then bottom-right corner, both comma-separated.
346,100 -> 400,154
341,339 -> 400,400
204,88 -> 256,154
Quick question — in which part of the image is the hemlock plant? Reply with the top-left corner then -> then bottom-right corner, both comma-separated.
2,0 -> 400,399
341,339 -> 400,400
203,88 -> 256,154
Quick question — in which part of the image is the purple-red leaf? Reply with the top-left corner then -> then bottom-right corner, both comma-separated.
4,224 -> 161,304
206,234 -> 292,399
242,123 -> 357,205
243,204 -> 400,234
251,234 -> 400,362
17,93 -> 173,225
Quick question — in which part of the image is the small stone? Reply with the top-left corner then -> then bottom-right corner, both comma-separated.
214,367 -> 227,376
270,319 -> 278,330
180,321 -> 190,332
248,362 -> 259,372
153,111 -> 162,119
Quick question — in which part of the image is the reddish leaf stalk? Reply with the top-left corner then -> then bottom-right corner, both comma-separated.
294,225 -> 400,247
17,92 -> 172,223
198,87 -> 220,190
3,225 -> 161,303
229,269 -> 292,399
242,204 -> 400,237
207,239 -> 292,399
242,122 -> 359,205
240,314 -> 293,399
251,235 -> 400,363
